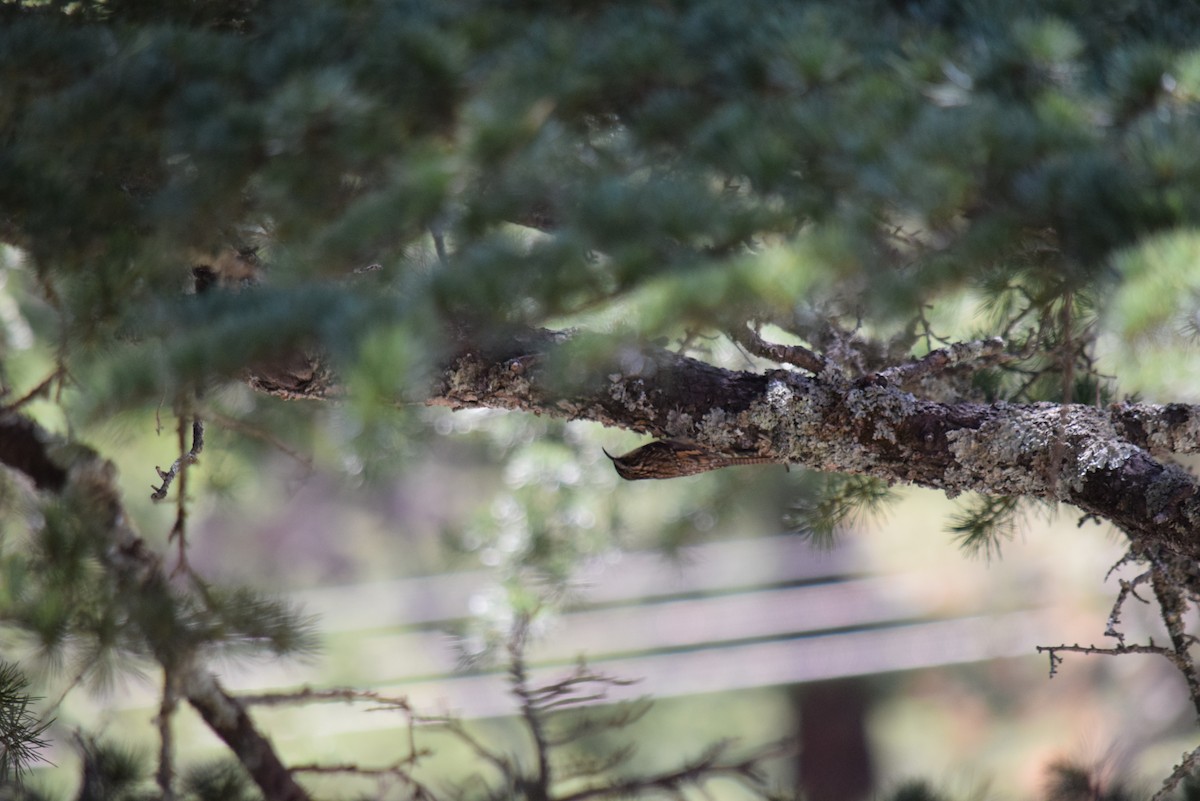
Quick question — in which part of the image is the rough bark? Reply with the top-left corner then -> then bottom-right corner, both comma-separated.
415,328 -> 1200,559
3,324 -> 1199,794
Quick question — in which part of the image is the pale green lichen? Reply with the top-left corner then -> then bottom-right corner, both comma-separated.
765,377 -> 794,411
945,404 -> 1142,499
696,408 -> 742,450
843,384 -> 917,446
945,410 -> 1056,496
666,409 -> 696,439
607,379 -> 656,417
1069,439 -> 1139,491
742,375 -> 825,460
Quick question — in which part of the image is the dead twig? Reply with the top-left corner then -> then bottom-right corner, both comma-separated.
876,337 -> 1009,387
151,418 -> 204,502
728,324 -> 832,375
1151,742 -> 1200,801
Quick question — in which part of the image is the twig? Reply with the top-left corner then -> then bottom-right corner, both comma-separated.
1102,568 -> 1152,647
421,713 -> 512,776
509,613 -> 553,797
290,760 -> 429,777
1037,641 -> 1192,677
0,368 -> 66,412
207,411 -> 313,472
1151,742 -> 1200,801
290,757 -> 438,800
876,337 -> 1009,387
156,666 -> 178,801
557,739 -> 795,801
1152,572 -> 1200,719
1104,549 -> 1145,582
728,324 -> 831,375
545,700 -> 652,748
239,685 -> 412,710
158,416 -> 203,576
151,418 -> 204,502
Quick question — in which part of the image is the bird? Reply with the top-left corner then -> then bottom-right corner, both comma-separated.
603,440 -> 777,480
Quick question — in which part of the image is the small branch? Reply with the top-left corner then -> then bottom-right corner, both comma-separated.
420,714 -> 512,776
557,739 -> 794,801
290,758 -> 437,800
1151,742 -> 1200,801
208,411 -> 313,472
0,407 -> 309,801
728,324 -> 832,375
151,418 -> 204,502
1152,572 -> 1200,720
247,685 -> 439,797
545,700 -> 652,748
508,613 -> 552,797
524,663 -> 638,712
156,666 -> 178,801
168,416 -> 198,576
0,368 -> 66,412
876,337 -> 1009,387
291,761 -> 409,776
1036,641 -> 1190,677
1103,570 -> 1152,646
180,666 -> 312,801
240,685 -> 411,711
554,746 -> 636,783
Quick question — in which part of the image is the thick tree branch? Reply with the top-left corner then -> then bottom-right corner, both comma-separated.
0,413 -> 68,491
0,414 -> 311,801
244,327 -> 1200,557
411,329 -> 1200,559
1110,402 -> 1200,454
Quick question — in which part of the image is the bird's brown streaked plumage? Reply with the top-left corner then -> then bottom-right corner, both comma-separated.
603,440 -> 776,480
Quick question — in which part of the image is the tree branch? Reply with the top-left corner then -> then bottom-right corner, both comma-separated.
0,412 -> 312,801
1110,401 -> 1200,454
241,327 -> 1200,560
727,324 -> 832,375
876,337 -> 1009,387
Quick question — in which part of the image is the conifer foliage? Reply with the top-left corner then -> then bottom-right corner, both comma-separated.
4,0 -> 1200,797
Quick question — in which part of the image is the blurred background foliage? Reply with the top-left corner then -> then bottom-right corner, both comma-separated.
4,0 -> 1200,798
4,0 -> 1200,389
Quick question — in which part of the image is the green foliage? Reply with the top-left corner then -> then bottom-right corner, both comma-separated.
0,663 -> 50,785
1112,231 -> 1200,340
47,742 -> 263,801
191,584 -> 319,660
5,0 -> 1200,797
787,474 -> 897,546
74,738 -> 147,801
3,0 -> 1199,403
949,495 -> 1023,559
179,760 -> 261,801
